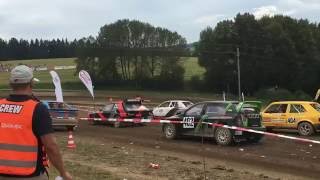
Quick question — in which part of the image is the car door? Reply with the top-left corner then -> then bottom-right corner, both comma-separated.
153,101 -> 170,117
263,103 -> 288,127
287,104 -> 306,128
181,103 -> 205,134
202,103 -> 228,135
99,104 -> 115,119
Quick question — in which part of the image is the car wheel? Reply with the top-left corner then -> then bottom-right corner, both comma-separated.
247,133 -> 264,143
298,122 -> 314,136
215,127 -> 233,146
163,124 -> 178,139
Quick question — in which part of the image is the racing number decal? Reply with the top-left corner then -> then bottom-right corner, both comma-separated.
183,117 -> 194,128
288,117 -> 296,123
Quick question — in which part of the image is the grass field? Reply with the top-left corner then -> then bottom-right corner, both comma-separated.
181,57 -> 205,80
1,58 -> 76,66
0,57 -> 205,89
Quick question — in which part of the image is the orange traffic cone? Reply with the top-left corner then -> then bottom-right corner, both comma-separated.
67,131 -> 76,149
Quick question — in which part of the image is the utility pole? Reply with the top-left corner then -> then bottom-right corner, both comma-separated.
236,47 -> 241,101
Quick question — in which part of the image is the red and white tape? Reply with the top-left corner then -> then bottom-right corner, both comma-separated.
78,117 -> 320,145
211,123 -> 320,145
80,117 -> 181,124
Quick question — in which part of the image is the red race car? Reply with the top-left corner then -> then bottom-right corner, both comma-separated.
88,98 -> 153,127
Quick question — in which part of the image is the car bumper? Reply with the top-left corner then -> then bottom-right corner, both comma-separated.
234,126 -> 266,136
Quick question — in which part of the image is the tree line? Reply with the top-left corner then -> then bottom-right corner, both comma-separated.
0,38 -> 87,60
76,19 -> 188,89
198,13 -> 320,96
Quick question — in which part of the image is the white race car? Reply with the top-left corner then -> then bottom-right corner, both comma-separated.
152,100 -> 193,117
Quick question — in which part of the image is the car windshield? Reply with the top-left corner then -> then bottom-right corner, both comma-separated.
310,103 -> 320,112
125,102 -> 142,111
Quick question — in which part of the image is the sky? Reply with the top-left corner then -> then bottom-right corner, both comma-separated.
0,0 -> 319,43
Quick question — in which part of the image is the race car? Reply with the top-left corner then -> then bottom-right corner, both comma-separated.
162,101 -> 265,145
42,100 -> 79,131
262,101 -> 320,136
152,100 -> 193,117
88,98 -> 152,127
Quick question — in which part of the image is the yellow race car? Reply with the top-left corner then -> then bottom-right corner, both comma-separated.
261,101 -> 320,136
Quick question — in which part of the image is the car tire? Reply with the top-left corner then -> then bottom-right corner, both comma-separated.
163,124 -> 178,139
247,134 -> 264,143
298,122 -> 314,136
215,127 -> 233,146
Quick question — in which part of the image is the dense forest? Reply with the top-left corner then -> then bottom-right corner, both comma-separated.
198,13 -> 320,95
76,19 -> 187,89
0,38 -> 92,60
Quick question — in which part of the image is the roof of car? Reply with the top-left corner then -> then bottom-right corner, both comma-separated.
162,100 -> 192,102
270,101 -> 316,104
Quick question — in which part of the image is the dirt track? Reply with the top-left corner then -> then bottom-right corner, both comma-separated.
57,120 -> 320,180
31,93 -> 320,179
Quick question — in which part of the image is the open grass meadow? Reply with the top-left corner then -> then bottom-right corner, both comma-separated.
181,57 -> 205,80
0,57 -> 205,89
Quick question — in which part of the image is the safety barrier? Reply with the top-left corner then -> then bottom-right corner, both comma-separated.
79,117 -> 320,145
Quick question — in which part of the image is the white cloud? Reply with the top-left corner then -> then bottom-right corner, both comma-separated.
253,5 -> 278,19
279,0 -> 320,10
0,0 -> 319,42
253,5 -> 296,19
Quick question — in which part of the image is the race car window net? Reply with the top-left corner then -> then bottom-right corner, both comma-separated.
265,104 -> 288,113
289,104 -> 306,113
182,101 -> 193,107
310,103 -> 320,112
185,104 -> 205,116
159,102 -> 170,107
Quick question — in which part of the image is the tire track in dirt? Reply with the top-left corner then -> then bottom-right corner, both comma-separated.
56,121 -> 320,179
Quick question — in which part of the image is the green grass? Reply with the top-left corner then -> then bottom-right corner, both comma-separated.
0,57 -> 205,89
181,57 -> 206,80
0,58 -> 79,89
1,58 -> 76,66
